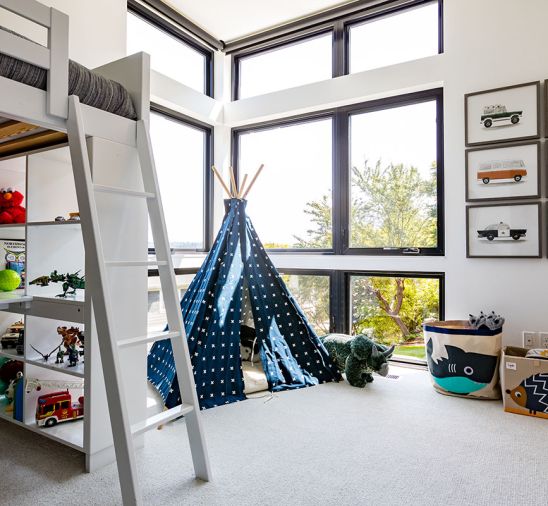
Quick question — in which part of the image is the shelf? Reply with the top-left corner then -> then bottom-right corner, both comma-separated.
0,292 -> 32,311
26,354 -> 85,378
0,223 -> 25,228
27,220 -> 81,230
0,346 -> 23,360
0,407 -> 84,452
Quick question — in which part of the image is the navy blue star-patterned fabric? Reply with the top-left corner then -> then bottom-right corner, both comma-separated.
148,199 -> 340,410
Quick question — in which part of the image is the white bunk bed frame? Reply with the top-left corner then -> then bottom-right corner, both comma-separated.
0,1 -> 210,505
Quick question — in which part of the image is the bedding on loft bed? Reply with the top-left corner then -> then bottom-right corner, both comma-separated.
0,25 -> 137,120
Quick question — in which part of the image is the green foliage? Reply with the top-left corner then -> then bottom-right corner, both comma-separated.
281,274 -> 330,336
293,159 -> 440,348
351,161 -> 437,248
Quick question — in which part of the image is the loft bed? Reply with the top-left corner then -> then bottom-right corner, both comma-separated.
0,0 -> 150,160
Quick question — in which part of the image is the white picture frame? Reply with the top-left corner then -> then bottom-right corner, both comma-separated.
465,142 -> 541,202
466,203 -> 541,258
465,82 -> 540,147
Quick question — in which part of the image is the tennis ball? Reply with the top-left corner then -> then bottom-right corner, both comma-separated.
0,269 -> 21,292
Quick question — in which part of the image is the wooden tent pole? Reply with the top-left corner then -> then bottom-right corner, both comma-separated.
211,165 -> 232,197
237,173 -> 248,199
229,166 -> 238,198
241,164 -> 264,199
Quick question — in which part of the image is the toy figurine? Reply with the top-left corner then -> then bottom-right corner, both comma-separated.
30,270 -> 85,298
30,344 -> 61,362
67,345 -> 79,367
0,187 -> 26,224
5,371 -> 23,412
55,347 -> 65,364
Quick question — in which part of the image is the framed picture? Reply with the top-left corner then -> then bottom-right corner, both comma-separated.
465,81 -> 540,146
465,141 -> 541,202
466,203 -> 541,258
0,239 -> 25,288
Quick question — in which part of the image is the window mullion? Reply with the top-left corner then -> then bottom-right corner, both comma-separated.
333,110 -> 349,255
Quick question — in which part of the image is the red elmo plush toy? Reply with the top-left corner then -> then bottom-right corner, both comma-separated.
0,187 -> 26,224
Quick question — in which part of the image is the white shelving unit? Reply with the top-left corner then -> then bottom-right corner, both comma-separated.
0,142 -> 147,472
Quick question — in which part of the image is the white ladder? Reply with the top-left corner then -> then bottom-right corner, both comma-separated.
66,95 -> 211,505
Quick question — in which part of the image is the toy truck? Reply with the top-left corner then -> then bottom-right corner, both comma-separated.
481,105 -> 522,128
35,390 -> 84,427
0,320 -> 24,349
477,222 -> 527,241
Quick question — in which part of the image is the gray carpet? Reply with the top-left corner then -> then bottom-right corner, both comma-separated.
1,366 -> 547,506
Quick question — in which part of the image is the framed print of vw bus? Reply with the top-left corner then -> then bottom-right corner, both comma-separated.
465,82 -> 540,146
465,142 -> 541,202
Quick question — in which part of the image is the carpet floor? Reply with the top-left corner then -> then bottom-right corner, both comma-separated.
1,366 -> 547,506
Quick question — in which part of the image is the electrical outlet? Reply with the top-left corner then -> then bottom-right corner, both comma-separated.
539,332 -> 548,348
523,331 -> 538,348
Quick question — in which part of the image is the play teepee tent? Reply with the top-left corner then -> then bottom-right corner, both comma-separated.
148,166 -> 341,410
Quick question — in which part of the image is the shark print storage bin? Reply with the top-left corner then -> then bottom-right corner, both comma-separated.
423,320 -> 502,399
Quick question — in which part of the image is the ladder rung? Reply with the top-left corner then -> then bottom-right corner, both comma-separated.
131,403 -> 194,436
105,260 -> 168,267
94,184 -> 156,199
118,330 -> 180,348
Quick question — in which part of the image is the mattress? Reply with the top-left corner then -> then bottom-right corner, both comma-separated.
0,26 -> 137,120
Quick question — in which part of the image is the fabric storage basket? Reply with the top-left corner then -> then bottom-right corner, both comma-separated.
423,320 -> 502,399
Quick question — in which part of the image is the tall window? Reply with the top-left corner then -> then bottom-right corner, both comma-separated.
350,273 -> 442,360
234,89 -> 443,255
230,1 -> 442,99
280,272 -> 331,336
237,32 -> 333,99
349,97 -> 440,251
148,272 -> 195,333
127,11 -> 207,93
236,117 -> 333,249
150,110 -> 209,250
349,1 -> 440,73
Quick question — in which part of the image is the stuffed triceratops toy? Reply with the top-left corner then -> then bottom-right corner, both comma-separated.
320,333 -> 395,388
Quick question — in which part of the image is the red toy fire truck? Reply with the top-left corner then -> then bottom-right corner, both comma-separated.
36,390 -> 84,427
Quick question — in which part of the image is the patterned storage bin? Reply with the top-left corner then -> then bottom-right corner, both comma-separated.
423,320 -> 502,399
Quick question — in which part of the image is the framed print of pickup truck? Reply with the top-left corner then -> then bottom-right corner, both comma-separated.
465,82 -> 540,146
465,142 -> 541,202
466,202 -> 541,258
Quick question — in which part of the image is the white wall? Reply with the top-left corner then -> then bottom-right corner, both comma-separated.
0,0 -> 126,67
167,0 -> 548,347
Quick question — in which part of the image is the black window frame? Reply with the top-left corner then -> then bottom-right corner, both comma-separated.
127,0 -> 214,97
232,88 -> 444,256
230,0 -> 443,101
150,103 -> 214,253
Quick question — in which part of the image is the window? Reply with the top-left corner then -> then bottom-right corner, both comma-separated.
229,1 -> 442,99
348,95 -> 441,252
235,117 -> 333,249
148,272 -> 196,333
149,108 -> 211,250
233,89 -> 443,255
236,32 -> 333,99
349,273 -> 442,361
280,272 -> 331,336
349,1 -> 440,73
127,11 -> 208,93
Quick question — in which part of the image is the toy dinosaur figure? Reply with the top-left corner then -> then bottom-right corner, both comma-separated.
30,270 -> 85,298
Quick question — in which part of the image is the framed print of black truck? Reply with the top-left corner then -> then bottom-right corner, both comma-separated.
466,202 -> 541,258
465,141 -> 541,202
465,81 -> 540,146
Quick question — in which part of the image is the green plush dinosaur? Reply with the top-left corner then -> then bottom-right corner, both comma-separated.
320,333 -> 395,388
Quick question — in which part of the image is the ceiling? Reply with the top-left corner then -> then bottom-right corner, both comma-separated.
163,0 -> 353,42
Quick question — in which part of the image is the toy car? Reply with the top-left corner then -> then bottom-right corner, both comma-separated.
36,390 -> 84,427
1,321 -> 24,349
477,222 -> 526,241
481,105 -> 522,128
